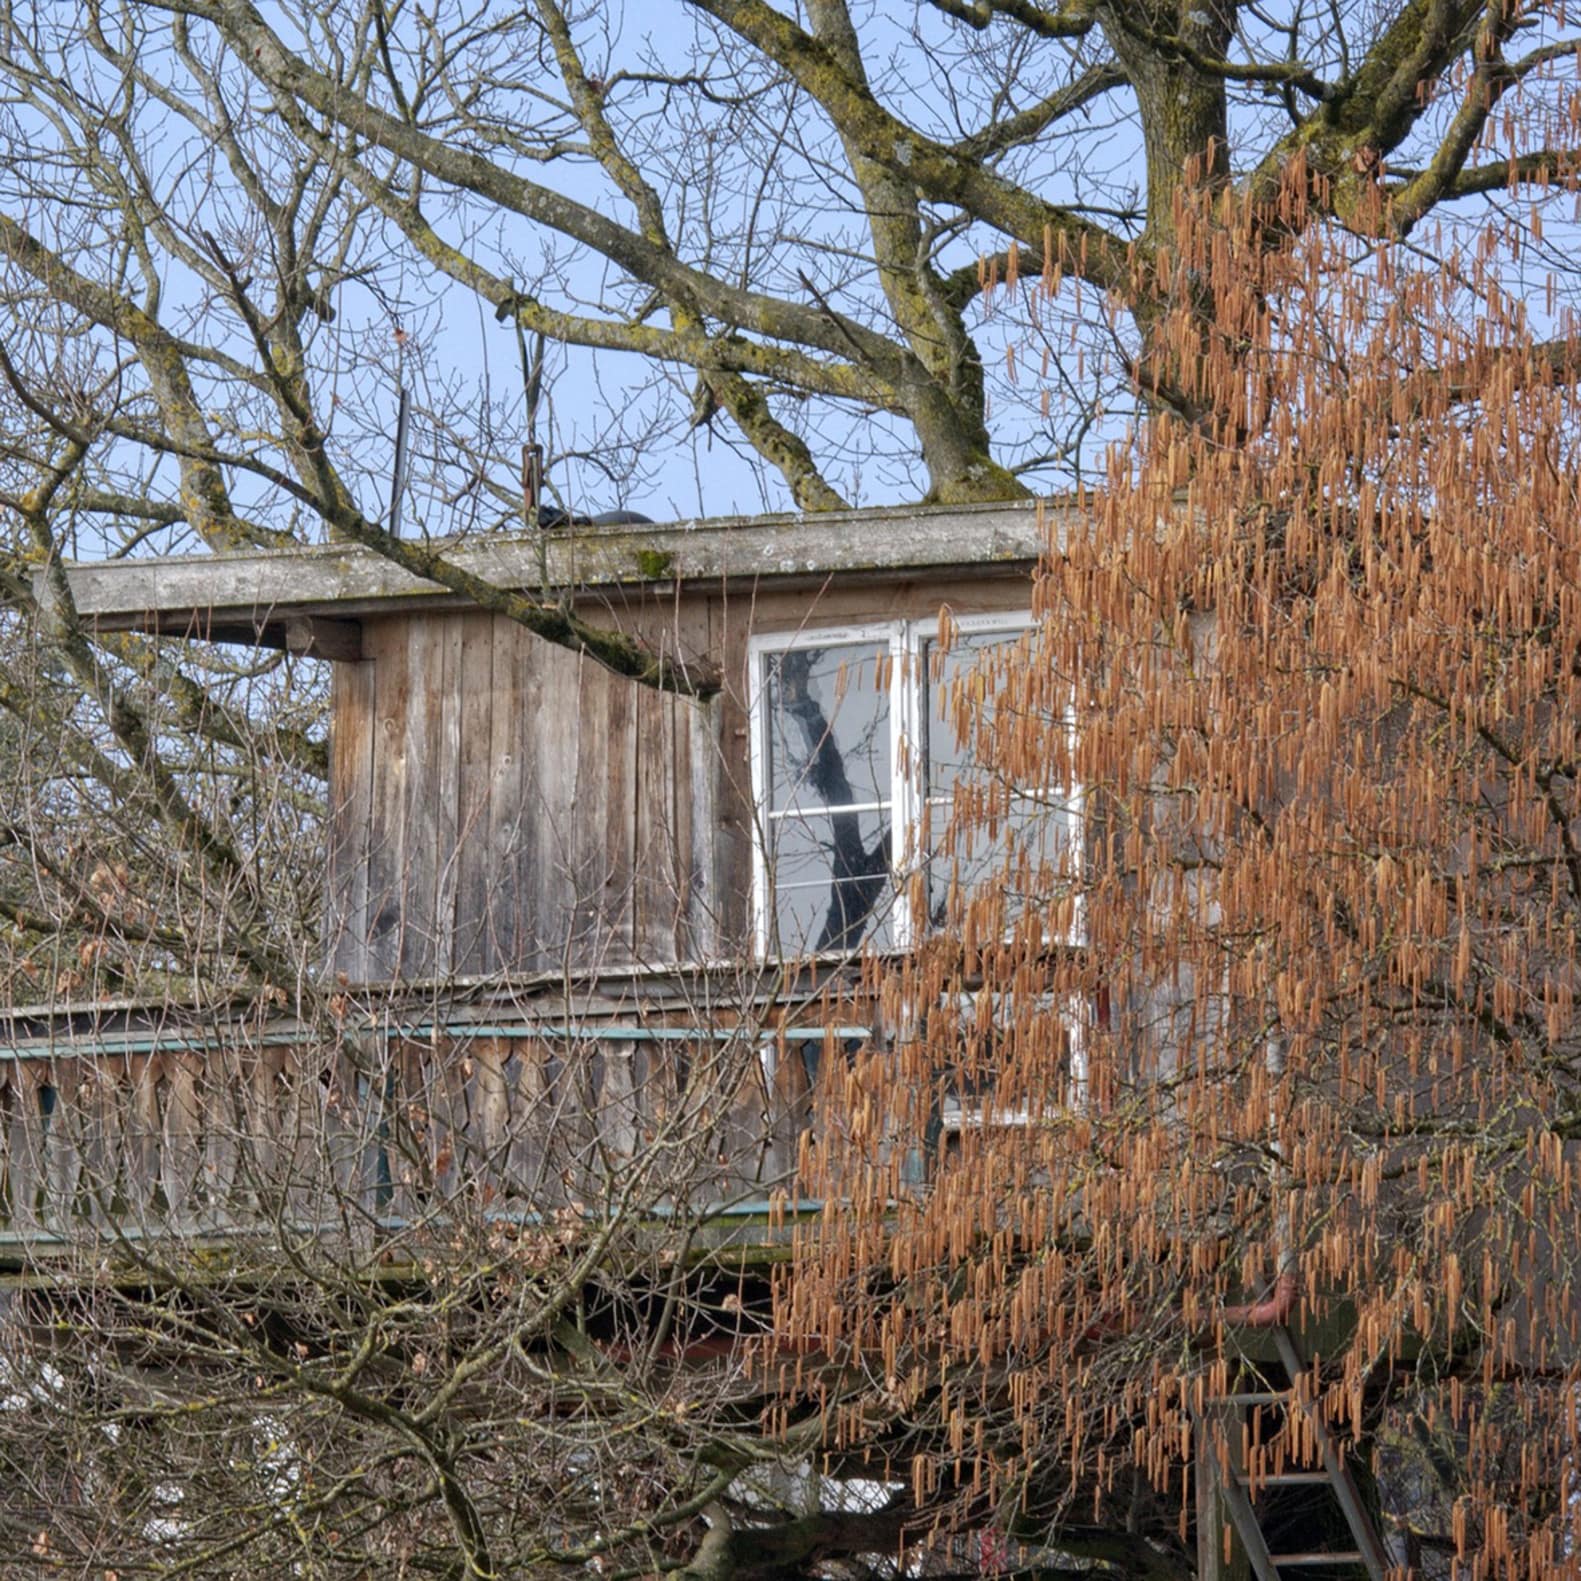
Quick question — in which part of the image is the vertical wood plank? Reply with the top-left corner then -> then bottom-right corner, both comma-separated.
720,1039 -> 771,1192
248,1046 -> 282,1208
3,1066 -> 39,1235
524,641 -> 578,971
504,1041 -> 555,1206
598,665 -> 637,965
710,597 -> 754,950
767,1033 -> 813,1187
333,1034 -> 387,1225
673,695 -> 701,959
162,1056 -> 200,1230
452,614 -> 498,976
1195,1405 -> 1254,1581
270,1043 -> 316,1226
633,685 -> 674,963
42,1060 -> 82,1237
427,1035 -> 466,1201
565,654 -> 607,961
555,1036 -> 601,1208
20,1063 -> 48,1234
398,615 -> 445,980
0,1068 -> 12,1238
521,627 -> 559,971
327,657 -> 377,982
472,1038 -> 510,1200
629,1039 -> 669,1172
128,1055 -> 160,1227
486,619 -> 531,974
80,1061 -> 123,1227
431,617 -> 465,979
685,687 -> 724,961
383,1036 -> 422,1225
202,1049 -> 240,1226
364,619 -> 411,983
599,1041 -> 639,1178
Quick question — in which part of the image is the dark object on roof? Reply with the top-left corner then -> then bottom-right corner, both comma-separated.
538,507 -> 653,528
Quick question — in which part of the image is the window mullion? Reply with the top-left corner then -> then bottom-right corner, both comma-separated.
893,619 -> 920,949
747,632 -> 771,955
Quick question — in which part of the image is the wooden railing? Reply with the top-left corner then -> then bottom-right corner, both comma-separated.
0,1017 -> 861,1248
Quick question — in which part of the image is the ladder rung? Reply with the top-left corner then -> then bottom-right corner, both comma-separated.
1238,1471 -> 1332,1486
1270,1553 -> 1364,1566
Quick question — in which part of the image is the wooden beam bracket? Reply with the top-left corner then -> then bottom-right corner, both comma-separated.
285,615 -> 364,662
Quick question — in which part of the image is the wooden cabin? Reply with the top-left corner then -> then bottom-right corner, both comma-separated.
0,501 -> 1072,1248
61,499 -> 1063,980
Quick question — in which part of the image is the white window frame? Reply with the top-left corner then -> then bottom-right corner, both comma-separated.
748,618 -> 904,958
749,610 -> 1087,1121
748,610 -> 1080,957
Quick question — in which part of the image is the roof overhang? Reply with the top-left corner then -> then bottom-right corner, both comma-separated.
55,499 -> 1066,655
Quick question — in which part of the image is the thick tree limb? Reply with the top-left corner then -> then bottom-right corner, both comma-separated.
1247,0 -> 1485,218
926,0 -> 1099,39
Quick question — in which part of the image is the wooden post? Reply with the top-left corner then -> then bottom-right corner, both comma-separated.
1196,1403 -> 1253,1581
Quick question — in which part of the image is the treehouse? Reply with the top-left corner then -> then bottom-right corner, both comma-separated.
1,500 -> 1077,1250
2,500 -> 1429,1578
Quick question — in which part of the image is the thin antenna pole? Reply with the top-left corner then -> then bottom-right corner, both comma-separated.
521,441 -> 543,527
389,385 -> 410,538
516,319 -> 547,531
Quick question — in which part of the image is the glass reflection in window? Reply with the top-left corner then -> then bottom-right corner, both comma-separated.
921,630 -> 1078,930
760,641 -> 893,952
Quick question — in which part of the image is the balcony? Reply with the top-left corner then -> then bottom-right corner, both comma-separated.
0,967 -> 874,1256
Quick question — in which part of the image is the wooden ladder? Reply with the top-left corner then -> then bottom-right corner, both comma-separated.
1198,1327 -> 1390,1581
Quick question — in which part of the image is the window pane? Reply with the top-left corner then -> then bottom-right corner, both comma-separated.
922,628 -> 1026,795
766,811 -> 894,953
923,793 -> 1078,928
920,627 -> 1078,934
764,641 -> 890,812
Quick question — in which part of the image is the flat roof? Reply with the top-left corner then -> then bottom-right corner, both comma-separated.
57,499 -> 1066,647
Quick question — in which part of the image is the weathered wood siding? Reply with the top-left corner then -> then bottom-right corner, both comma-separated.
327,611 -> 715,983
